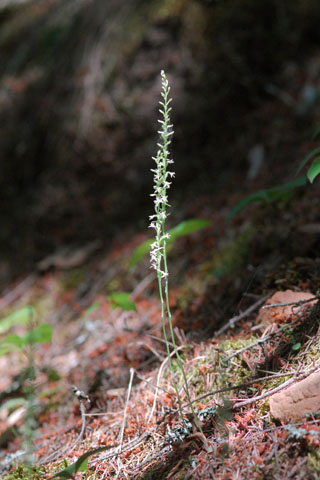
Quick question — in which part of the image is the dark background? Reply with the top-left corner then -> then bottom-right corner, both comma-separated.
1,0 -> 320,284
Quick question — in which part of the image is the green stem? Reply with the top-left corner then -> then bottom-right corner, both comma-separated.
157,271 -> 184,419
162,241 -> 203,432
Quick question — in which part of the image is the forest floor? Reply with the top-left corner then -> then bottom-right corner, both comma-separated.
0,163 -> 320,480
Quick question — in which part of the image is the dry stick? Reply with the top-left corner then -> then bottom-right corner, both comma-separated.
129,446 -> 171,472
38,399 -> 87,465
118,368 -> 135,453
90,430 -> 153,464
263,295 -> 320,309
69,401 -> 86,453
233,363 -> 320,409
224,314 -> 303,362
225,300 -> 318,363
247,418 -> 320,439
215,295 -> 269,336
147,346 -> 184,424
287,457 -> 308,478
115,368 -> 135,479
135,371 -> 171,397
183,371 -> 299,407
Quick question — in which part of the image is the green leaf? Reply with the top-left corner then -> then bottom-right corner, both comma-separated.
0,324 -> 53,355
84,301 -> 101,317
216,398 -> 234,421
227,177 -> 307,220
25,323 -> 53,345
291,342 -> 301,351
307,157 -> 320,183
296,146 -> 320,175
130,239 -> 153,268
0,397 -> 27,413
46,368 -> 61,381
49,446 -> 114,479
0,333 -> 25,354
107,292 -> 137,312
130,218 -> 211,267
168,219 -> 211,240
0,305 -> 35,334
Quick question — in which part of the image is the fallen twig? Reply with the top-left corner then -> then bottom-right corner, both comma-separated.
147,346 -> 184,424
233,363 -> 320,408
216,295 -> 269,336
90,430 -> 154,464
224,314 -> 303,362
118,368 -> 135,453
38,387 -> 89,465
263,295 -> 319,309
287,457 -> 308,478
185,371 -> 298,406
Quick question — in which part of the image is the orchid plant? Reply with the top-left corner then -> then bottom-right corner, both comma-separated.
149,71 -> 201,430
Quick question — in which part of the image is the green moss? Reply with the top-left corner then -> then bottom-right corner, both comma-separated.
2,464 -> 46,480
303,342 -> 320,364
308,450 -> 320,473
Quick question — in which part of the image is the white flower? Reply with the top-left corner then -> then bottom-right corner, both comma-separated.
160,234 -> 170,241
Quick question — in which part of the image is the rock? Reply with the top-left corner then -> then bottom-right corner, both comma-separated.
269,371 -> 320,422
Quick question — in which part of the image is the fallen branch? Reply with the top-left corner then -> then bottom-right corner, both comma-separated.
233,363 -> 320,408
147,345 -> 184,424
118,368 -> 135,452
216,295 -> 269,336
38,386 -> 89,465
224,314 -> 303,362
184,371 -> 298,407
263,295 -> 319,309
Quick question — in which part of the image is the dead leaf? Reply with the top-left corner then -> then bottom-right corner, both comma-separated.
269,371 -> 320,422
257,290 -> 316,324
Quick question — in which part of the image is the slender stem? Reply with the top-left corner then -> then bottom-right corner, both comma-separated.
162,241 -> 202,431
157,273 -> 183,419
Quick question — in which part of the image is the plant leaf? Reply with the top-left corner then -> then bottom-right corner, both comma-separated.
25,323 -> 53,345
0,305 -> 35,334
0,333 -> 25,354
306,157 -> 320,183
130,218 -> 211,267
216,398 -> 234,422
296,146 -> 320,175
49,446 -> 114,479
227,177 -> 306,220
168,219 -> 211,240
0,324 -> 52,355
0,397 -> 27,413
83,301 -> 101,317
129,239 -> 153,268
107,292 -> 137,312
